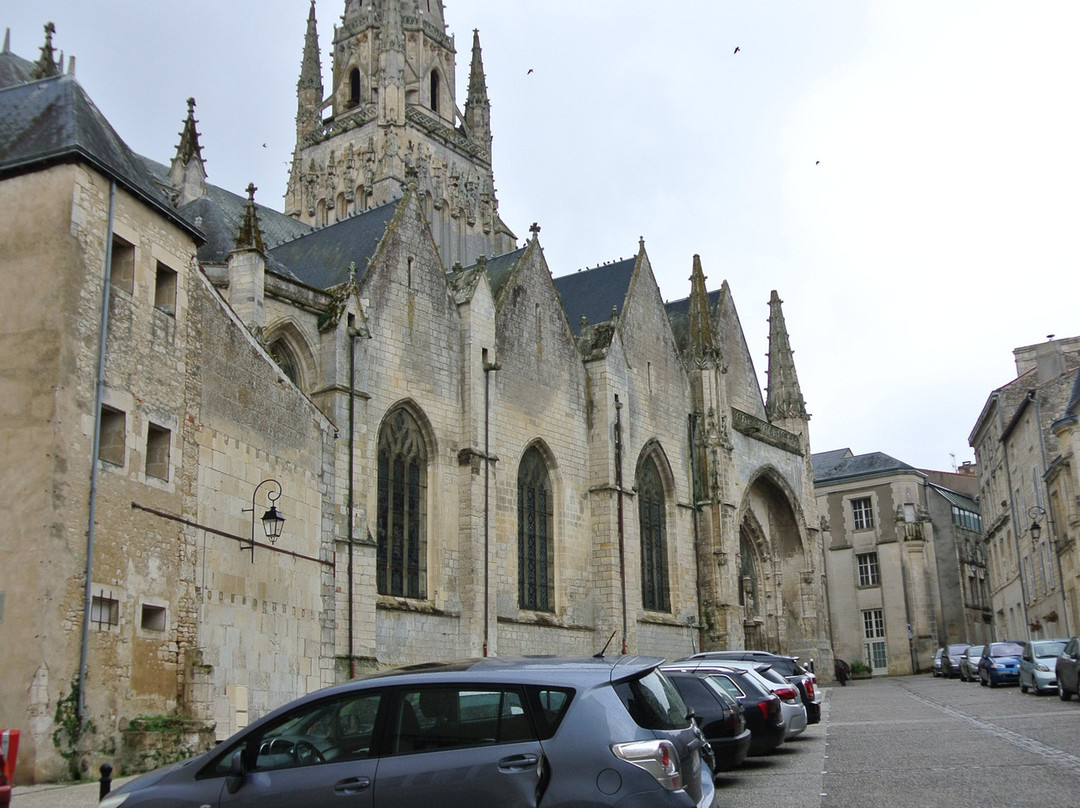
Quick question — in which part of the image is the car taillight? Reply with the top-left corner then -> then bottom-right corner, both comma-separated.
611,739 -> 682,791
804,679 -> 815,700
776,686 -> 799,702
757,700 -> 773,720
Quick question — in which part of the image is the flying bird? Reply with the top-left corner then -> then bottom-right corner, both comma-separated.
815,160 -> 820,165
733,46 -> 740,54
262,143 -> 267,148
527,68 -> 534,74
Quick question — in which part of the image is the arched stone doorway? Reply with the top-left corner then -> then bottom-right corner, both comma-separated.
737,471 -> 811,654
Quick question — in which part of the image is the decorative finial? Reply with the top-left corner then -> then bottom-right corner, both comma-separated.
246,183 -> 257,202
529,222 -> 541,238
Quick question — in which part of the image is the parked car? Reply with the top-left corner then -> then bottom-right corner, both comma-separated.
942,643 -> 971,679
1055,637 -> 1080,700
932,647 -> 945,677
1019,639 -> 1068,694
959,645 -> 984,682
699,660 -> 806,740
662,669 -> 752,774
681,651 -> 821,724
663,663 -> 786,757
98,656 -> 717,808
978,641 -> 1024,687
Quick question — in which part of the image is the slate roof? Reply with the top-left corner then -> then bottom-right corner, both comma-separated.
811,449 -> 922,484
665,287 -> 723,353
929,483 -> 978,513
137,156 -> 313,266
0,74 -> 198,238
478,248 -> 526,300
0,35 -> 34,88
552,258 -> 636,336
1055,368 -> 1080,429
266,200 -> 399,290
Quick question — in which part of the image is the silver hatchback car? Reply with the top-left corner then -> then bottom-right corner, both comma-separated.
99,656 -> 716,808
1019,639 -> 1068,694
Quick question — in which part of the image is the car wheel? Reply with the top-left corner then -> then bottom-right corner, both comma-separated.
1021,681 -> 1028,694
1059,680 -> 1071,701
980,673 -> 988,687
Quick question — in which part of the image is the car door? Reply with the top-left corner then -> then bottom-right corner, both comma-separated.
219,689 -> 383,808
372,685 -> 544,808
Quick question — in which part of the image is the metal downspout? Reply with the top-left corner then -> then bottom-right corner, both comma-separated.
615,395 -> 627,654
482,352 -> 498,657
79,181 -> 116,717
688,413 -> 702,653
347,329 -> 356,678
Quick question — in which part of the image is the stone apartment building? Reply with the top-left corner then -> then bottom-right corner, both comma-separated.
969,337 -> 1080,643
0,3 -> 830,782
813,450 -> 991,675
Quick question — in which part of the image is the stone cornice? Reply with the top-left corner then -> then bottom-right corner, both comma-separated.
731,408 -> 801,455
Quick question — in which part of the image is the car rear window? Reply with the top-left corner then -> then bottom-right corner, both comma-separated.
524,686 -> 574,740
614,670 -> 690,730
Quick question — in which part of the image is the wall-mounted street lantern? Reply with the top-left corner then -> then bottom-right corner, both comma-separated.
244,479 -> 285,562
1029,505 -> 1045,541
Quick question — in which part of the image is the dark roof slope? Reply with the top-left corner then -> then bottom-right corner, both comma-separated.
0,74 -> 198,237
665,288 -> 723,354
267,200 -> 399,290
812,449 -> 922,484
0,35 -> 34,88
552,258 -> 635,336
137,156 -> 313,266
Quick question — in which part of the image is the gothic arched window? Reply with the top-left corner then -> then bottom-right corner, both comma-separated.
376,408 -> 427,598
429,70 -> 439,114
518,447 -> 553,611
268,338 -> 302,388
638,457 -> 669,612
349,68 -> 361,108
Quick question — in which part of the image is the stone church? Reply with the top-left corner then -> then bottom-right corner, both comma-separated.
0,1 -> 830,782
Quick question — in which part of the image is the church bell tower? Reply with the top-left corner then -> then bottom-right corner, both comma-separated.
284,0 -> 514,269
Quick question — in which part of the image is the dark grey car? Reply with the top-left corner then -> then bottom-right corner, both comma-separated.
98,656 -> 716,808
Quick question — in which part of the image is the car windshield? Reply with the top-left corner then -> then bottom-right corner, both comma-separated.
966,646 -> 983,657
991,642 -> 1023,657
947,644 -> 969,655
1034,641 -> 1066,658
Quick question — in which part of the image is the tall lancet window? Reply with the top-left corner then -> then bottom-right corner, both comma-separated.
430,70 -> 439,113
377,408 -> 428,598
639,458 -> 669,612
349,68 -> 361,108
518,447 -> 554,611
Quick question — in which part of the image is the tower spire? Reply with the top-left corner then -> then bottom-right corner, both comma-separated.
687,254 -> 718,360
464,29 -> 491,158
29,22 -> 61,80
168,97 -> 207,205
296,0 -> 323,142
764,290 -> 808,422
234,183 -> 266,254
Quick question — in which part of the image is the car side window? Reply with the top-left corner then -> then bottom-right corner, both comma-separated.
390,686 -> 535,754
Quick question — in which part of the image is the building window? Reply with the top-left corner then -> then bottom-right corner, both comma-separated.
109,235 -> 135,294
517,447 -> 553,612
99,406 -> 126,466
268,338 -> 302,387
851,497 -> 874,531
430,70 -> 439,113
154,261 -> 177,315
140,604 -> 167,631
145,423 -> 171,481
856,552 -> 880,587
862,608 -> 887,670
349,68 -> 361,107
376,408 -> 427,598
638,457 -> 669,612
91,591 -> 120,630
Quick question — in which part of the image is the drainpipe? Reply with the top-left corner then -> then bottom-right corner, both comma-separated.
998,396 -> 1030,641
1029,391 -> 1070,637
79,181 -> 116,718
615,395 -> 627,654
688,413 -> 703,651
482,350 -> 499,657
347,326 -> 357,678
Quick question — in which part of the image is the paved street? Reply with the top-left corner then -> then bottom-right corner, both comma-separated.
726,675 -> 1080,808
17,674 -> 1080,807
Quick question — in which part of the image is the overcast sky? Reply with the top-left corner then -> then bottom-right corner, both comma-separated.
7,1 -> 1078,472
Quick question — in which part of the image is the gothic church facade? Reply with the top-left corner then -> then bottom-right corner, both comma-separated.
0,2 -> 829,782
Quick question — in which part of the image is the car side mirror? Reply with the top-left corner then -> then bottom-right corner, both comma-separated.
225,749 -> 246,795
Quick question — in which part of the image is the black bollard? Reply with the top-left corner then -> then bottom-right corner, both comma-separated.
99,762 -> 113,800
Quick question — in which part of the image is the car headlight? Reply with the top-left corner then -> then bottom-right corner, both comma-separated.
992,663 -> 1005,669
1037,663 -> 1052,672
